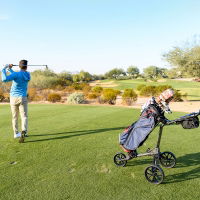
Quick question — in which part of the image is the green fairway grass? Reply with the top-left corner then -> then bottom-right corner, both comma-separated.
99,79 -> 200,100
0,104 -> 200,200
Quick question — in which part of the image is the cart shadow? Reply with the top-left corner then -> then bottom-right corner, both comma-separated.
26,127 -> 125,143
126,152 -> 200,184
164,152 -> 200,184
127,158 -> 152,167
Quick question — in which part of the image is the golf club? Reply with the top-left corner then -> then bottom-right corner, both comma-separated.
12,64 -> 48,69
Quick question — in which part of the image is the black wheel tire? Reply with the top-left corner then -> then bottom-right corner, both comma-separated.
113,153 -> 127,167
159,151 -> 176,168
145,165 -> 164,184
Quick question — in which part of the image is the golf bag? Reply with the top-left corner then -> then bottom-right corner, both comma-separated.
120,103 -> 166,151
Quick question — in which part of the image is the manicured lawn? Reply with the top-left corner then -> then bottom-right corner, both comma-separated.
101,79 -> 200,100
0,104 -> 200,200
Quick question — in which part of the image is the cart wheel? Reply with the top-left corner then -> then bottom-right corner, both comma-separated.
145,165 -> 165,184
159,151 -> 176,168
113,153 -> 127,167
145,165 -> 164,184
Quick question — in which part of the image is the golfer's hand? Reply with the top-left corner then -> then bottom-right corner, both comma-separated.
4,64 -> 13,69
8,64 -> 13,69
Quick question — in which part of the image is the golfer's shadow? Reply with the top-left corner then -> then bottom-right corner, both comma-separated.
26,126 -> 125,143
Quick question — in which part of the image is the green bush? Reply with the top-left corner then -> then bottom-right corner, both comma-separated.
122,89 -> 138,105
102,88 -> 120,105
137,84 -> 146,91
138,85 -> 185,101
30,75 -> 60,89
47,93 -> 61,103
71,83 -> 82,90
92,86 -> 103,94
29,69 -> 61,89
173,90 -> 184,102
71,83 -> 90,91
67,93 -> 85,104
87,93 -> 98,99
140,86 -> 157,96
155,85 -> 172,95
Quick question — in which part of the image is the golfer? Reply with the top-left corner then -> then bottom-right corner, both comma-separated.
1,60 -> 31,140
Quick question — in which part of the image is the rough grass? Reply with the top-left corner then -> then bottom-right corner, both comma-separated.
99,79 -> 200,100
0,104 -> 200,200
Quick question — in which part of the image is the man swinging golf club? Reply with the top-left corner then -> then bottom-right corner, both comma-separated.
1,60 -> 31,143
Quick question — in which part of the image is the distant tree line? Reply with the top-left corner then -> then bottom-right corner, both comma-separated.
13,41 -> 198,92
104,43 -> 200,80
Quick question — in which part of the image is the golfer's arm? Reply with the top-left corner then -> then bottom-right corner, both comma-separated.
8,68 -> 15,74
1,69 -> 16,82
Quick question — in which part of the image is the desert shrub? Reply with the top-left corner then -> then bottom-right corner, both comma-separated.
140,86 -> 157,96
87,93 -> 98,99
71,83 -> 89,90
137,84 -> 146,91
28,88 -> 37,101
54,85 -> 65,91
30,75 -> 60,89
63,86 -> 75,93
40,89 -> 51,101
114,89 -> 121,96
57,72 -> 73,86
47,93 -> 61,103
67,93 -> 85,104
79,83 -> 90,89
102,88 -> 120,105
0,81 -> 12,93
182,92 -> 188,101
122,89 -> 138,105
82,85 -> 91,95
0,88 -> 5,102
32,95 -> 43,101
173,90 -> 184,102
155,85 -> 172,95
71,83 -> 80,90
2,93 -> 10,102
92,86 -> 103,94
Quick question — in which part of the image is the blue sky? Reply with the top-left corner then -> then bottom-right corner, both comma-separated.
0,0 -> 200,74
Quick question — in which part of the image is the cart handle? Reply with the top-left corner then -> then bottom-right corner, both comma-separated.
165,110 -> 200,126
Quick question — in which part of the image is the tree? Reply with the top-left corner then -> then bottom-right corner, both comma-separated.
163,46 -> 200,78
72,74 -> 80,82
166,68 -> 179,79
105,68 -> 126,79
143,66 -> 160,79
58,71 -> 73,82
79,70 -> 93,82
127,66 -> 140,78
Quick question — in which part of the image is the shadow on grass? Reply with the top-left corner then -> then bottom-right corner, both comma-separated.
26,127 -> 125,143
127,158 -> 152,167
126,152 -> 200,184
165,152 -> 200,184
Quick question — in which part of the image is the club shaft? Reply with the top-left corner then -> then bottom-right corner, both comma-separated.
12,65 -> 47,66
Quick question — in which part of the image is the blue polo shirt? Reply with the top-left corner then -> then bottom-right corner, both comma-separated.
1,68 -> 31,97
